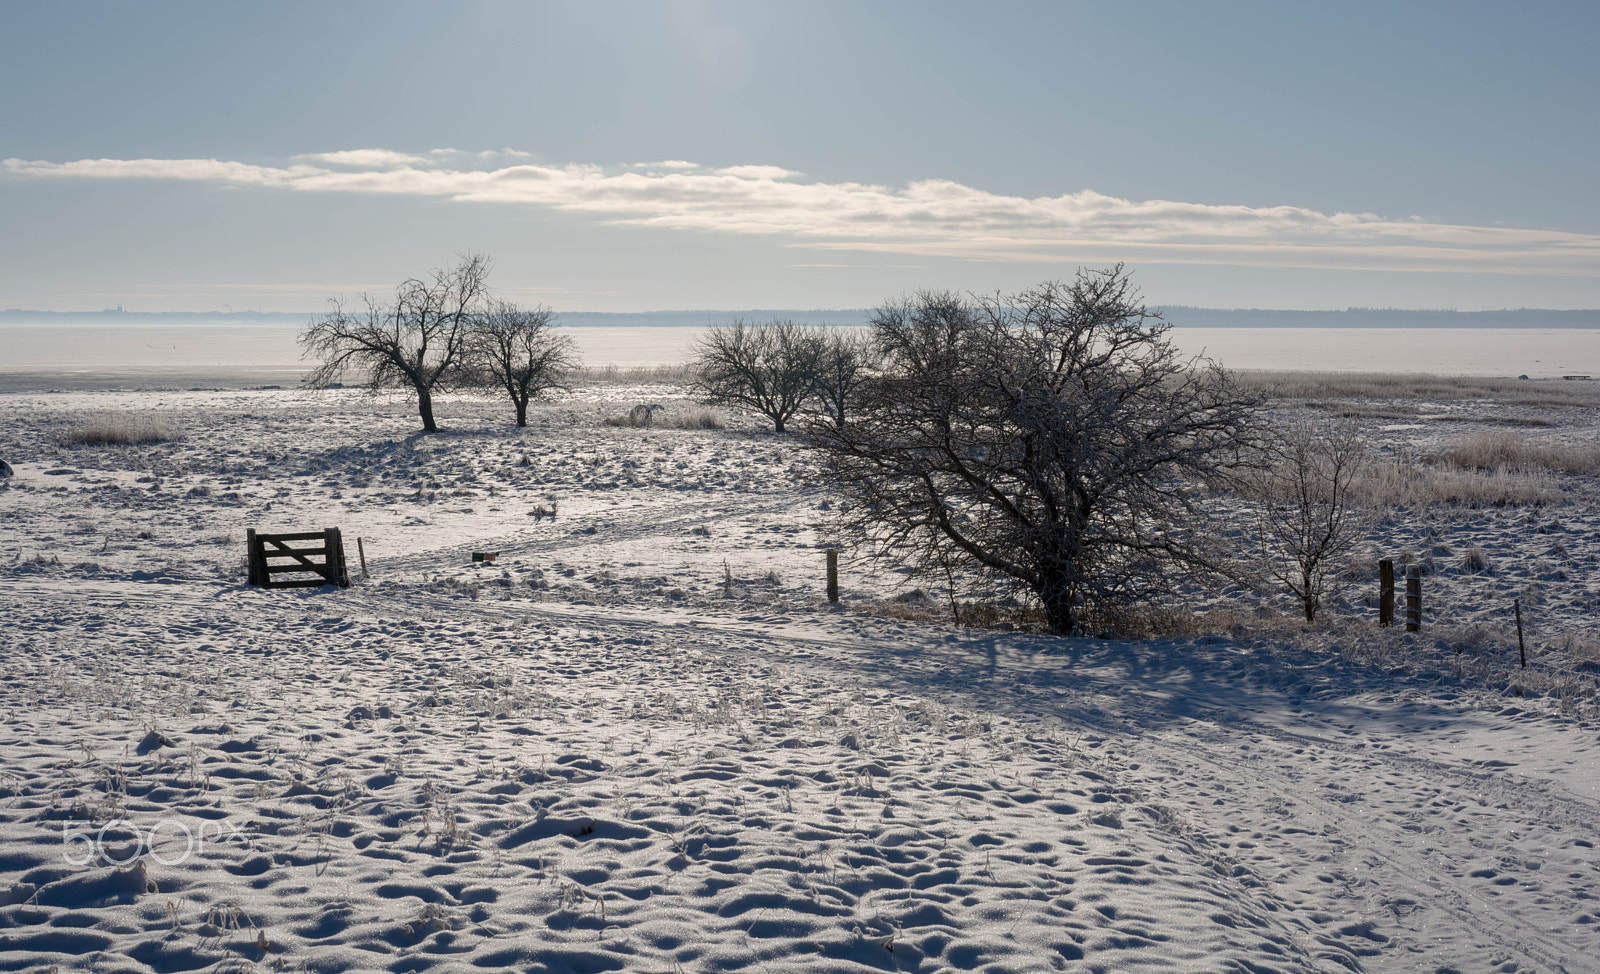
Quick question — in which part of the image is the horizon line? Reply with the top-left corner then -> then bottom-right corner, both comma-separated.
5,306 -> 1600,317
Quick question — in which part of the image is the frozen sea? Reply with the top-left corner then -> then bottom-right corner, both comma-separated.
1,323 -> 1596,389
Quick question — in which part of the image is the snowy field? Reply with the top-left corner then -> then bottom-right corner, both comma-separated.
2,371 -> 1600,973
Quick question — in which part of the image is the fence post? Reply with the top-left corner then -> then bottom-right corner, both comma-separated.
1379,559 -> 1394,627
1514,598 -> 1527,669
324,527 -> 351,588
826,550 -> 839,603
1405,566 -> 1422,632
246,528 -> 261,587
357,537 -> 369,580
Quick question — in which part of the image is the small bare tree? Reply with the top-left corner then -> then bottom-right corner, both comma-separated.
300,254 -> 490,432
807,267 -> 1260,635
807,329 -> 877,429
466,301 -> 579,426
1253,417 -> 1371,622
689,319 -> 824,433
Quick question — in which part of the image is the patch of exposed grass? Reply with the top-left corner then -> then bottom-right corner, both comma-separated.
59,413 -> 177,446
1427,431 -> 1600,477
575,363 -> 694,383
1289,618 -> 1600,719
1425,415 -> 1557,428
1235,370 -> 1600,407
661,407 -> 725,429
604,406 -> 725,429
1353,459 -> 1564,508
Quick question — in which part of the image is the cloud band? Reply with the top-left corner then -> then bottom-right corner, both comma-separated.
5,152 -> 1594,275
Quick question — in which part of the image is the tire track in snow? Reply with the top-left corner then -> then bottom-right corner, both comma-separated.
402,595 -> 1600,973
1120,716 -> 1596,974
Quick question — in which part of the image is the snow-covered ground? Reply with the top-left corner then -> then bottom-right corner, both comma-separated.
2,376 -> 1599,973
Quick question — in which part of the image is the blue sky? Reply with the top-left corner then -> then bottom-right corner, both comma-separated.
3,0 -> 1597,312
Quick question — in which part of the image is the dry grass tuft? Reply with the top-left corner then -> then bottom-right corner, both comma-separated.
1461,545 -> 1493,574
576,363 -> 694,383
662,407 -> 725,429
59,413 -> 177,446
855,597 -> 944,623
604,406 -> 725,429
1352,460 -> 1564,508
1427,431 -> 1600,477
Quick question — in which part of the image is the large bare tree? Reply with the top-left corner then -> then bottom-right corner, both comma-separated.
689,319 -> 825,433
807,267 -> 1260,634
466,301 -> 579,427
300,254 -> 491,433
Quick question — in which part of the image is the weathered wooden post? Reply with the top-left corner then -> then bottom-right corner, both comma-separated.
1379,559 -> 1394,627
1514,598 -> 1527,669
1404,565 -> 1422,632
356,537 -> 369,580
323,527 -> 351,588
826,550 -> 839,603
246,528 -> 263,587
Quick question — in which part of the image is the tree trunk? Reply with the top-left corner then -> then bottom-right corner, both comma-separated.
1042,596 -> 1074,635
515,396 -> 528,427
1037,574 -> 1075,634
416,386 -> 438,433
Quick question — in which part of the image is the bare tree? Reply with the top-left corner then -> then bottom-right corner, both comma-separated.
300,254 -> 491,432
466,300 -> 579,427
807,266 -> 1260,635
807,329 -> 877,429
1253,417 -> 1371,622
689,319 -> 824,433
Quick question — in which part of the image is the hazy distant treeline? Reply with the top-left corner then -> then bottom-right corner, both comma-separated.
3,306 -> 1597,329
1154,306 -> 1600,328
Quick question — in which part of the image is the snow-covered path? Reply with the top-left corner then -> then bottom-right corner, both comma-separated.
501,591 -> 1600,974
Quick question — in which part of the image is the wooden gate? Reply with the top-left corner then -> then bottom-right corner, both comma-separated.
247,527 -> 351,589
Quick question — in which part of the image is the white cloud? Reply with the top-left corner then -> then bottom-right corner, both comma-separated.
5,153 -> 1596,276
296,149 -> 427,168
713,164 -> 796,180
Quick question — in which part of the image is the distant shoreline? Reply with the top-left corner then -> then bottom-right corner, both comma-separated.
0,324 -> 1593,389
